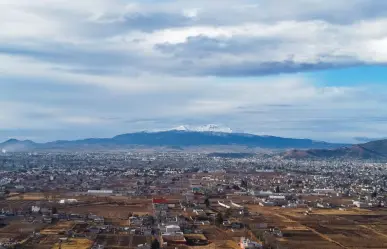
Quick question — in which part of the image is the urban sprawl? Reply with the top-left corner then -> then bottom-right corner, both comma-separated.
1,152 -> 387,249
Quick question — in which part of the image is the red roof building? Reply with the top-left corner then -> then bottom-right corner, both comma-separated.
153,198 -> 168,204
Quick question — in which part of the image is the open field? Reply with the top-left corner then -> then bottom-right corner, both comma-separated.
279,229 -> 342,249
184,234 -> 208,240
0,221 -> 46,234
213,240 -> 239,249
201,226 -> 254,249
2,197 -> 387,249
60,204 -> 152,218
0,200 -> 49,209
5,192 -> 156,203
246,205 -> 387,249
0,233 -> 30,244
52,238 -> 93,249
94,234 -> 151,249
367,224 -> 387,234
203,227 -> 229,240
40,221 -> 74,235
0,220 -> 47,247
7,193 -> 48,201
23,234 -> 62,249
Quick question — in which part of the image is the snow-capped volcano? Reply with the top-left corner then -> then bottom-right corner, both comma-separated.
171,124 -> 233,133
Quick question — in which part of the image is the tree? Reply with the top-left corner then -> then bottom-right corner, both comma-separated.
241,179 -> 248,189
204,198 -> 210,208
149,216 -> 155,225
232,185 -> 241,190
225,209 -> 232,218
151,239 -> 160,249
215,213 -> 223,226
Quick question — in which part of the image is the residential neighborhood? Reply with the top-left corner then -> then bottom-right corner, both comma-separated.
1,151 -> 387,248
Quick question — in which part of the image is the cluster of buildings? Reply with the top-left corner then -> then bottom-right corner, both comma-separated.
0,151 -> 387,248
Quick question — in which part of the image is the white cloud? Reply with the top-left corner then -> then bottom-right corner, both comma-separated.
1,70 -> 386,142
1,0 -> 387,74
0,0 -> 387,142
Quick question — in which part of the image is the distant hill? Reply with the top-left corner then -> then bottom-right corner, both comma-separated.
0,130 -> 346,152
0,139 -> 36,152
284,139 -> 387,159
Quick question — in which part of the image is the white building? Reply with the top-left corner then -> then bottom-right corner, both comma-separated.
218,201 -> 231,209
239,237 -> 263,249
259,201 -> 274,206
59,199 -> 78,204
353,201 -> 369,208
268,195 -> 286,200
231,201 -> 243,208
87,190 -> 113,195
31,206 -> 41,213
165,225 -> 181,234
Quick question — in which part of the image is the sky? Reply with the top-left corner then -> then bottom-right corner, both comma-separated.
1,0 -> 387,143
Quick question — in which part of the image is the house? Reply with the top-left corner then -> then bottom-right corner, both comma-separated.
88,227 -> 101,234
59,199 -> 78,204
129,216 -> 143,226
31,206 -> 41,213
162,234 -> 186,245
43,216 -> 53,224
259,201 -> 274,206
193,209 -> 206,215
40,207 -> 50,214
239,237 -> 263,249
231,222 -> 244,229
165,225 -> 181,234
353,201 -> 368,208
153,198 -> 168,210
93,217 -> 105,224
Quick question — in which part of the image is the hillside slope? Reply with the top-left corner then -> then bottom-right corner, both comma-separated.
0,131 -> 346,152
284,139 -> 387,159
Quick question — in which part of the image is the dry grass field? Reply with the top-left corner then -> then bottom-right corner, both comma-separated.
60,203 -> 152,218
184,234 -> 208,240
7,193 -> 48,201
0,233 -> 30,244
22,234 -> 62,249
0,199 -> 48,209
213,240 -> 239,249
203,226 -> 229,240
246,205 -> 387,249
201,227 -> 252,249
52,238 -> 93,249
40,221 -> 74,235
0,221 -> 46,234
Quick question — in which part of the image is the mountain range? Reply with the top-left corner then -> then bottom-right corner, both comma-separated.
284,139 -> 387,159
0,130 -> 345,152
171,124 -> 233,133
2,128 -> 386,159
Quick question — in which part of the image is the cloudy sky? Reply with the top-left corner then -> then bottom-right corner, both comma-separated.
1,0 -> 387,143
